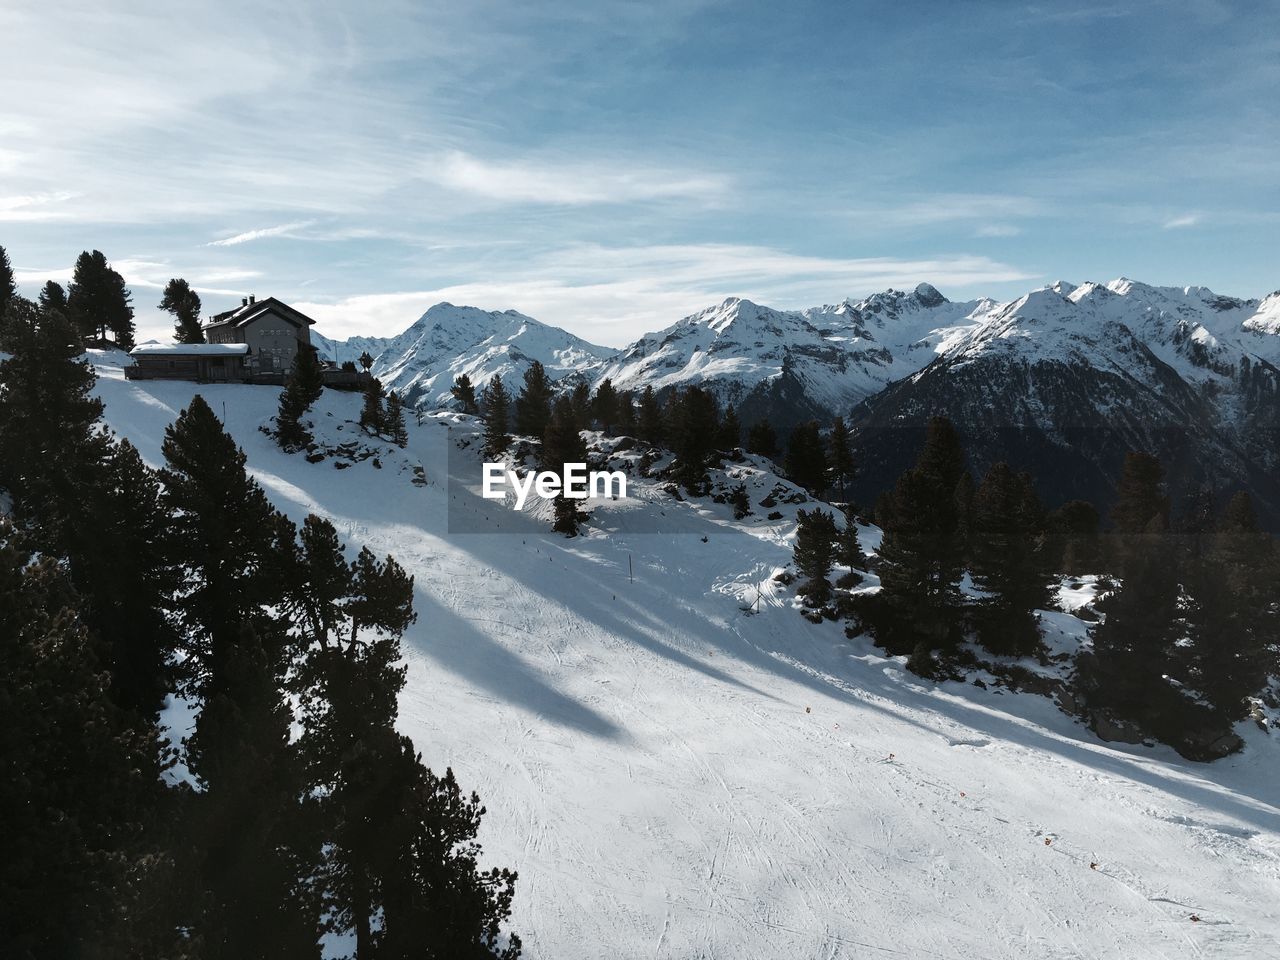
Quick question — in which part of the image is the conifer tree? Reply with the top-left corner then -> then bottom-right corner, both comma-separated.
514,360 -> 554,437
360,377 -> 386,436
67,249 -> 135,347
1,519 -> 173,958
970,463 -> 1051,656
718,403 -> 741,450
541,397 -> 589,536
38,280 -> 67,312
615,389 -> 638,437
160,277 -> 204,344
1080,545 -> 1186,735
794,508 -> 838,605
450,373 -> 479,414
0,300 -> 108,545
277,345 -> 325,451
481,374 -> 511,456
729,482 -> 751,520
665,386 -> 720,492
592,378 -> 619,434
386,391 -> 409,447
0,244 -> 14,319
827,415 -> 854,502
874,417 -> 967,652
953,470 -> 976,562
570,380 -> 591,426
160,395 -> 296,694
358,351 -> 374,372
746,418 -> 778,459
1111,451 -> 1169,535
785,420 -> 827,493
637,385 -> 663,444
1047,500 -> 1100,573
1184,492 -> 1273,719
836,516 -> 867,571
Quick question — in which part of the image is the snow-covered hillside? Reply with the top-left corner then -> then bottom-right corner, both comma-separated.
91,356 -> 1280,960
314,302 -> 613,406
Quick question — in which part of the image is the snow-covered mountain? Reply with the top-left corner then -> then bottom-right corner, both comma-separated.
315,278 -> 1280,523
315,302 -> 614,406
595,285 -> 996,430
849,279 -> 1280,524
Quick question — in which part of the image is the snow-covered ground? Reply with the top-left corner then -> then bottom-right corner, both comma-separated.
91,354 -> 1280,960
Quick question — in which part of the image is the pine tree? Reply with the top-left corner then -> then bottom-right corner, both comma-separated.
1184,492 -> 1273,720
836,517 -> 867,571
160,277 -> 204,344
794,508 -> 838,605
277,345 -> 326,451
637,385 -> 663,445
0,244 -> 14,319
1046,500 -> 1100,573
450,373 -> 478,414
541,397 -> 589,536
827,415 -> 854,502
729,482 -> 751,520
0,299 -> 177,717
785,420 -> 827,494
67,249 -> 135,348
592,378 -> 619,434
287,520 -> 422,956
160,395 -> 296,695
665,386 -> 720,493
481,375 -> 511,456
1,519 -> 173,959
874,417 -> 967,652
718,403 -> 741,450
746,418 -> 778,459
0,300 -> 109,547
1080,543 -> 1188,738
360,377 -> 386,436
358,351 -> 374,372
615,389 -> 638,437
970,463 -> 1051,657
38,280 -> 67,313
1111,451 -> 1169,535
514,360 -> 554,437
386,391 -> 409,447
570,380 -> 591,426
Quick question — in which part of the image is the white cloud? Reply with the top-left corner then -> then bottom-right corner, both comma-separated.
1163,214 -> 1200,229
975,223 -> 1023,238
209,221 -> 316,246
422,151 -> 730,206
0,191 -> 77,222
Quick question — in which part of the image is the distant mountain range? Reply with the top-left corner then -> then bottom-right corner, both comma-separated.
315,279 -> 1280,526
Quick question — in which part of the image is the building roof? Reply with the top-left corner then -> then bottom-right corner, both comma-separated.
204,296 -> 316,331
130,342 -> 251,357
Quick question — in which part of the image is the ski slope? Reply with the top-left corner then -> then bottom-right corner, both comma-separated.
91,354 -> 1280,960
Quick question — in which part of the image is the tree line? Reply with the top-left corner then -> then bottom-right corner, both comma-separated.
0,285 -> 520,957
791,416 -> 1277,759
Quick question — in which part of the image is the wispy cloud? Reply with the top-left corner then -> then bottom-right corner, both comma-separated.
0,191 -> 77,222
849,194 -> 1044,228
974,223 -> 1023,238
1163,214 -> 1200,229
292,243 -> 1037,345
209,221 -> 316,246
422,151 -> 731,206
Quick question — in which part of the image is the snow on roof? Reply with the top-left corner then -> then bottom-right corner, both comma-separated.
130,343 -> 250,356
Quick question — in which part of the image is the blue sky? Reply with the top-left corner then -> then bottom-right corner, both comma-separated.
1,0 -> 1276,345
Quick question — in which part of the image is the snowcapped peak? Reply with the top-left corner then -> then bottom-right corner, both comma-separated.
1049,280 -> 1077,297
912,282 -> 947,307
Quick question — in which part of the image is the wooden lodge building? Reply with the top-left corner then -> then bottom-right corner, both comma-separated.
126,295 -> 365,387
